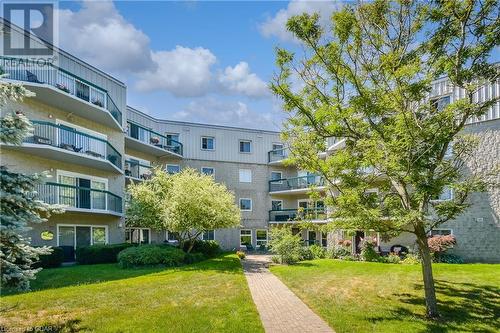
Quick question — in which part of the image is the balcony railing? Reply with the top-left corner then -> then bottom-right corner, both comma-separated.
36,182 -> 122,214
269,174 -> 325,192
268,148 -> 288,163
125,160 -> 153,180
0,56 -> 122,125
269,208 -> 327,222
23,120 -> 121,169
126,121 -> 183,156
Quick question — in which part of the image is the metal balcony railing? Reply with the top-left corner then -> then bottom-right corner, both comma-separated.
269,207 -> 327,222
126,121 -> 183,156
23,120 -> 121,169
36,182 -> 122,214
268,148 -> 288,163
0,56 -> 122,125
269,174 -> 324,192
125,160 -> 153,180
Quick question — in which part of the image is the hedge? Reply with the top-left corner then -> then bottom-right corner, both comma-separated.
33,246 -> 64,268
76,243 -> 135,265
118,244 -> 186,268
182,240 -> 221,257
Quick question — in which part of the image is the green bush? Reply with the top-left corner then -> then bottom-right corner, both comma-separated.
271,255 -> 281,264
434,253 -> 464,264
236,250 -> 246,259
76,243 -> 135,265
118,244 -> 186,268
269,228 -> 303,264
309,244 -> 326,259
327,246 -> 351,259
183,240 -> 221,257
183,252 -> 206,264
384,253 -> 401,264
360,238 -> 380,262
33,247 -> 64,268
401,253 -> 420,264
300,246 -> 314,261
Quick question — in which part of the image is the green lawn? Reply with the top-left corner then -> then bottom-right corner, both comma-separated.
0,254 -> 264,333
270,260 -> 500,333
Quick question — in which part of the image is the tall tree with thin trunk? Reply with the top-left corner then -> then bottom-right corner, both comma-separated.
271,0 -> 499,318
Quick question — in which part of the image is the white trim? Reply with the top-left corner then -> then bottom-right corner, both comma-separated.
272,143 -> 284,151
165,230 -> 180,244
200,136 -> 215,151
56,169 -> 108,187
297,199 -> 310,208
56,223 -> 109,248
256,229 -> 268,246
239,139 -> 252,154
166,164 -> 181,174
271,170 -> 283,184
239,198 -> 253,211
125,227 -> 151,244
240,229 -> 252,247
239,169 -> 252,183
202,229 -> 216,241
429,228 -> 454,236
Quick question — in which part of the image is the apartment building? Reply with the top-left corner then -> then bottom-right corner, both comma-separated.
1,20 -> 498,262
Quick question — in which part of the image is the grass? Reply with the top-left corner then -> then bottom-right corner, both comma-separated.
270,260 -> 500,333
0,254 -> 264,333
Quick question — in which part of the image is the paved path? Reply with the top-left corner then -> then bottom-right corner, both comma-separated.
242,254 -> 334,333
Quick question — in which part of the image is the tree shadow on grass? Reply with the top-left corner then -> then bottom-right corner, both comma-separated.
368,279 -> 500,333
1,253 -> 242,296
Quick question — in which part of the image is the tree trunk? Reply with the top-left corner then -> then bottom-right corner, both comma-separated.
416,232 -> 439,318
186,240 -> 195,253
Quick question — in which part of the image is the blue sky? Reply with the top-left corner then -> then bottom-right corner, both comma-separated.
56,0 -> 340,130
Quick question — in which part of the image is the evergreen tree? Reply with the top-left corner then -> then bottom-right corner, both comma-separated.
0,78 -> 61,290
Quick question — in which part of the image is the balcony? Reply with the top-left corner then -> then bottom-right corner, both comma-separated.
125,122 -> 183,158
1,120 -> 122,173
268,147 -> 289,164
36,182 -> 122,216
125,160 -> 153,181
269,174 -> 326,194
0,56 -> 122,130
269,208 -> 327,223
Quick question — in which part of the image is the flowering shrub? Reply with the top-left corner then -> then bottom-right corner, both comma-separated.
384,253 -> 401,264
360,237 -> 380,262
337,239 -> 352,247
401,253 -> 420,265
236,251 -> 246,259
428,235 -> 456,253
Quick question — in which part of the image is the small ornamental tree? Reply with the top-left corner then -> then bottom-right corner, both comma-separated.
271,0 -> 499,317
127,168 -> 240,252
0,79 -> 62,290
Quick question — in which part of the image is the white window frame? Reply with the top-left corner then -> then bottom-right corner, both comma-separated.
271,200 -> 283,211
166,164 -> 181,174
239,198 -> 252,211
239,139 -> 252,154
165,230 -> 180,243
429,229 -> 453,237
201,136 -> 215,151
432,186 -> 454,202
272,143 -> 284,151
256,229 -> 268,246
240,229 -> 252,247
56,224 -> 109,248
239,169 -> 252,183
202,229 -> 215,241
201,166 -> 215,176
271,171 -> 283,184
125,227 -> 151,244
56,170 -> 109,211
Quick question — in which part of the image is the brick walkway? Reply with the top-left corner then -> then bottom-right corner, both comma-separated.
242,254 -> 334,333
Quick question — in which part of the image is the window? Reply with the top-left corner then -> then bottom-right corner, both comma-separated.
201,136 -> 215,150
240,198 -> 252,211
431,96 -> 451,111
57,225 -> 108,248
125,228 -> 150,244
430,229 -> 452,236
166,164 -> 180,174
271,171 -> 282,182
271,200 -> 283,211
166,231 -> 179,243
202,230 -> 215,241
165,133 -> 179,144
256,230 -> 268,246
239,169 -> 252,183
272,143 -> 283,151
307,230 -> 317,246
434,186 -> 454,201
321,232 -> 328,247
201,167 -> 215,176
239,140 -> 252,153
240,229 -> 252,246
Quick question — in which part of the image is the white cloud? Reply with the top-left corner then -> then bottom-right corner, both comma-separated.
259,0 -> 341,42
171,98 -> 279,130
218,62 -> 269,98
58,0 -> 155,73
135,46 -> 216,97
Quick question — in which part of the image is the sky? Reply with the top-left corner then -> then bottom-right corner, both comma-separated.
51,0 -> 341,131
